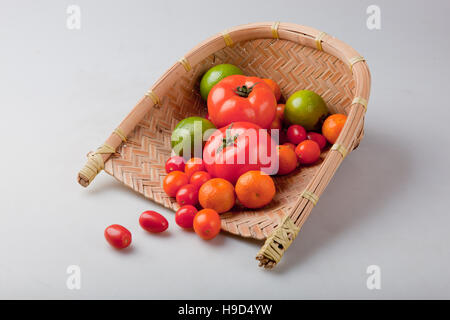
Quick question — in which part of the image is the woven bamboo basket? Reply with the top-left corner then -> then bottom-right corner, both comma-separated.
78,22 -> 370,269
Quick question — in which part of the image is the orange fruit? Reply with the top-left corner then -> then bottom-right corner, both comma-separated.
235,171 -> 276,209
322,113 -> 347,144
276,145 -> 298,175
198,178 -> 235,213
263,79 -> 281,101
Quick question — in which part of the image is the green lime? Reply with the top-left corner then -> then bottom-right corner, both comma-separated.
171,117 -> 216,158
284,90 -> 329,131
200,64 -> 244,101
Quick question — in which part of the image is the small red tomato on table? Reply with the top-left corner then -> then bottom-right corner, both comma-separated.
104,224 -> 132,249
207,75 -> 277,129
193,209 -> 221,240
139,211 -> 169,233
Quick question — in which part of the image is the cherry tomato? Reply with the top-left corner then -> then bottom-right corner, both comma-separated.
295,140 -> 321,165
163,171 -> 188,197
287,124 -> 307,144
276,104 -> 285,120
193,209 -> 221,240
282,142 -> 296,151
176,184 -> 199,206
208,75 -> 277,129
277,145 -> 298,175
307,132 -> 327,150
104,224 -> 132,249
139,211 -> 168,233
189,171 -> 211,190
165,156 -> 185,174
185,158 -> 205,179
175,205 -> 198,229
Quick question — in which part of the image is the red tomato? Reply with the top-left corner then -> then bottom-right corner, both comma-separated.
203,122 -> 278,184
139,211 -> 168,233
287,125 -> 307,144
276,104 -> 285,120
307,132 -> 327,150
163,171 -> 188,197
193,209 -> 221,240
104,224 -> 132,249
207,75 -> 277,129
184,158 -> 205,179
175,205 -> 198,229
176,184 -> 199,206
283,142 -> 296,151
189,171 -> 211,190
165,156 -> 185,174
295,140 -> 321,165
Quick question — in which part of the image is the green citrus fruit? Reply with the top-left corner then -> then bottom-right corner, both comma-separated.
284,90 -> 329,131
171,117 -> 216,158
200,64 -> 244,101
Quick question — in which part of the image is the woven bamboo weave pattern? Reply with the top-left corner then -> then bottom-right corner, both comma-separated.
104,38 -> 355,240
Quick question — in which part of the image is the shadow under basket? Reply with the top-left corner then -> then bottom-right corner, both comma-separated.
77,22 -> 371,269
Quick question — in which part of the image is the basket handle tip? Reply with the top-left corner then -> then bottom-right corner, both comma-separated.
255,216 -> 300,269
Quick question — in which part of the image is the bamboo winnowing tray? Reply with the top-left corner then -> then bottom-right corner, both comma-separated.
77,22 -> 371,269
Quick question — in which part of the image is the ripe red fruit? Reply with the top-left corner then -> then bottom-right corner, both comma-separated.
307,132 -> 327,150
165,156 -> 185,174
104,224 -> 132,249
189,171 -> 212,190
175,205 -> 198,229
184,158 -> 205,179
193,209 -> 221,240
282,142 -> 296,151
139,211 -> 169,233
287,125 -> 307,144
176,184 -> 199,206
295,140 -> 321,165
163,171 -> 189,197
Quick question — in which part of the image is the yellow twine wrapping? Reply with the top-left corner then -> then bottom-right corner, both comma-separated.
271,22 -> 280,39
331,143 -> 348,158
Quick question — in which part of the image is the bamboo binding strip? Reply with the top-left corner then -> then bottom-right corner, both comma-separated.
77,22 -> 370,269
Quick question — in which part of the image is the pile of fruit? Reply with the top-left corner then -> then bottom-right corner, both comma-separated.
104,64 -> 348,249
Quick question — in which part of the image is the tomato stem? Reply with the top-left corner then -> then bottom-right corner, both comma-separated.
234,82 -> 258,98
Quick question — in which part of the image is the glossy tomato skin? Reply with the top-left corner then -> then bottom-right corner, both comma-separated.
189,171 -> 211,190
175,184 -> 199,206
203,122 -> 278,184
165,156 -> 185,174
307,132 -> 327,150
295,140 -> 321,165
139,211 -> 168,233
207,75 -> 277,129
287,125 -> 307,144
175,205 -> 198,229
184,158 -> 205,179
163,171 -> 188,197
193,209 -> 221,240
104,224 -> 132,249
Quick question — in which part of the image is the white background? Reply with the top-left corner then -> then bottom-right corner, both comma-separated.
1,0 -> 449,299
